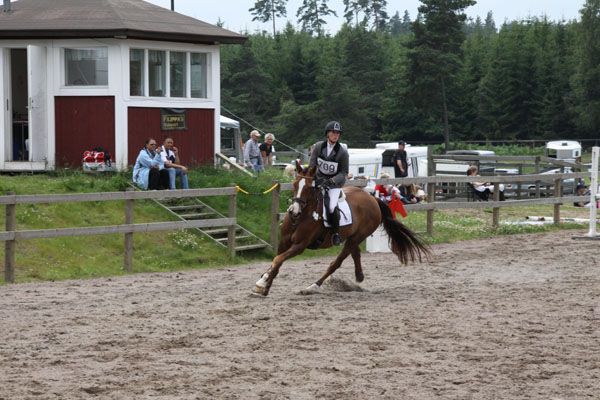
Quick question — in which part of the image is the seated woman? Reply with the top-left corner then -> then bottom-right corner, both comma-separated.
374,173 -> 392,202
467,165 -> 505,201
399,183 -> 420,204
133,138 -> 170,190
574,183 -> 590,207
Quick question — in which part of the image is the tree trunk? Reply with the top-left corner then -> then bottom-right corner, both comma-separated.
440,76 -> 450,151
271,0 -> 276,36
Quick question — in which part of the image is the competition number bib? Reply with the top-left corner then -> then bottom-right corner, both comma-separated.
317,158 -> 338,175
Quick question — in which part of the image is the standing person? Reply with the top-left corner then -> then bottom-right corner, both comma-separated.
160,136 -> 189,190
260,133 -> 275,167
392,140 -> 410,178
243,130 -> 263,171
308,121 -> 349,246
132,138 -> 169,190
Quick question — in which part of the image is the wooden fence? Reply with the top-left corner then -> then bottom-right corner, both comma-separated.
268,171 -> 593,251
2,169 -> 593,284
2,187 -> 238,283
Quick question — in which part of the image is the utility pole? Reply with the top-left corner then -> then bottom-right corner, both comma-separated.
171,0 -> 174,11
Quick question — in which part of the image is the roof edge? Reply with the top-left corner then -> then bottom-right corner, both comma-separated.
0,29 -> 247,45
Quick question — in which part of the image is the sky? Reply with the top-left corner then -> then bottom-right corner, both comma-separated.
145,0 -> 586,34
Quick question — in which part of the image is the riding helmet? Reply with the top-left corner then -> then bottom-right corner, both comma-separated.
324,121 -> 343,135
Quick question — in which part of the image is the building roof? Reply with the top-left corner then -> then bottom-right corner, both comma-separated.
0,0 -> 246,45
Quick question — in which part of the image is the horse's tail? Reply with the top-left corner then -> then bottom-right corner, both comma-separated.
376,198 -> 431,264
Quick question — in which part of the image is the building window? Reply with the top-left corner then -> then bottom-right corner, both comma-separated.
130,49 -> 145,96
131,48 -> 209,99
191,53 -> 207,98
149,50 -> 166,97
65,48 -> 108,86
170,52 -> 186,98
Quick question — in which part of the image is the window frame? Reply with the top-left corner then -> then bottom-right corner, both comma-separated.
129,47 -> 210,100
63,47 -> 109,88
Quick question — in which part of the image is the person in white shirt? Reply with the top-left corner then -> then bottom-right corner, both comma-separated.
160,136 -> 189,190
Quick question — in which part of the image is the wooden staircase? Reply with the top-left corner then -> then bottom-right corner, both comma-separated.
154,197 -> 271,252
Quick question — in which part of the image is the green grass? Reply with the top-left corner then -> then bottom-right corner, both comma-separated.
0,168 -> 593,284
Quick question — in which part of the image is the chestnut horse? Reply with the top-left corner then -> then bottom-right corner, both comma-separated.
252,162 -> 430,296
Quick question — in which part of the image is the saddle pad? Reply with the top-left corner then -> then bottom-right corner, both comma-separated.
323,199 -> 353,227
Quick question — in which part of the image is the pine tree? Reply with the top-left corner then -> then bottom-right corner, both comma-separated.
405,0 -> 476,150
249,0 -> 288,37
367,0 -> 389,32
297,0 -> 337,36
571,0 -> 600,138
343,0 -> 368,27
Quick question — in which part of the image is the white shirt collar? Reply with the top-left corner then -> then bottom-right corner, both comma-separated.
326,142 -> 335,156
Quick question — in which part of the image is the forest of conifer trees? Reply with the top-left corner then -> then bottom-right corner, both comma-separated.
220,0 -> 600,149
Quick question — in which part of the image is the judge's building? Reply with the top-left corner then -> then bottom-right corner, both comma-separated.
0,0 -> 245,171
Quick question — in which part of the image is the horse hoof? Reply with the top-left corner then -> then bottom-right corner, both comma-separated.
355,272 -> 364,283
300,283 -> 320,295
252,285 -> 268,296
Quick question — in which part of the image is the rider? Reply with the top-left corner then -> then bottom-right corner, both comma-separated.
308,121 -> 349,246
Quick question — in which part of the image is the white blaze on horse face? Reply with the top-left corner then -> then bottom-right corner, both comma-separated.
293,178 -> 306,215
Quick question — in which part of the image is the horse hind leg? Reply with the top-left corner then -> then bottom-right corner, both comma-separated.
303,242 -> 354,294
350,245 -> 364,283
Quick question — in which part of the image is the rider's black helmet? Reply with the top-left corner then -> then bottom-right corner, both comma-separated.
324,121 -> 342,135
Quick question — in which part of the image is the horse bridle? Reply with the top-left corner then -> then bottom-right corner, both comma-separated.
289,175 -> 322,226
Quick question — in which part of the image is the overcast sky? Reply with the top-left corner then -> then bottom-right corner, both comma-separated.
145,0 -> 585,34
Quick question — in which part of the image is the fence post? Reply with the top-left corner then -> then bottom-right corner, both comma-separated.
269,181 -> 280,252
427,146 -> 435,235
4,191 -> 16,283
554,178 -> 561,226
517,164 -> 523,199
228,184 -> 237,259
535,156 -> 541,198
492,183 -> 500,227
124,188 -> 134,272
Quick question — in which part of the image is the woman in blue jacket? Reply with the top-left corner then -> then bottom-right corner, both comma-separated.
133,138 -> 170,190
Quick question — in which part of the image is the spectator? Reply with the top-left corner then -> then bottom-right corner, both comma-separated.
399,183 -> 420,204
160,136 -> 189,190
467,165 -> 505,201
133,138 -> 169,190
260,133 -> 275,167
392,140 -> 410,178
386,184 -> 402,202
375,173 -> 390,202
574,183 -> 590,207
243,130 -> 263,171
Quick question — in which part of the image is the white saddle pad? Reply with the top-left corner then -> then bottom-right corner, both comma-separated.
323,199 -> 353,227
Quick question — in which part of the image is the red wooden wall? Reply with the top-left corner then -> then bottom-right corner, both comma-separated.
127,107 -> 214,167
54,96 -> 115,167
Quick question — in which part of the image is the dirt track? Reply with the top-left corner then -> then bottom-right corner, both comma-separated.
1,229 -> 600,399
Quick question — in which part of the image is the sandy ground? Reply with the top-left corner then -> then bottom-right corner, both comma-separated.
1,229 -> 600,399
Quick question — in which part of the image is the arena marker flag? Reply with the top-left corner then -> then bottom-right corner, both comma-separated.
388,199 -> 407,219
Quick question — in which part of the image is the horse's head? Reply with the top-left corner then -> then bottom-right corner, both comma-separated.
290,160 -> 318,218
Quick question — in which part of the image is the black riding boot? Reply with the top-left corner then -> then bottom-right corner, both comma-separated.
329,207 -> 342,246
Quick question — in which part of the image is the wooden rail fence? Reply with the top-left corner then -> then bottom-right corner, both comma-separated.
2,187 -> 238,283
268,171 -> 593,251
3,169 -> 594,284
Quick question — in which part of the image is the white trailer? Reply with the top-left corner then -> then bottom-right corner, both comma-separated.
545,140 -> 582,163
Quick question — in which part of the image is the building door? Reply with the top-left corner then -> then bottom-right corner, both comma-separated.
8,48 -> 29,161
27,45 -> 48,162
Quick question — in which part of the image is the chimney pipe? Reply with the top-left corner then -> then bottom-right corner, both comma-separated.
3,0 -> 10,13
171,0 -> 174,11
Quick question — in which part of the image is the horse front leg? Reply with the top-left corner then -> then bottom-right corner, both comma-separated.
252,243 -> 306,296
